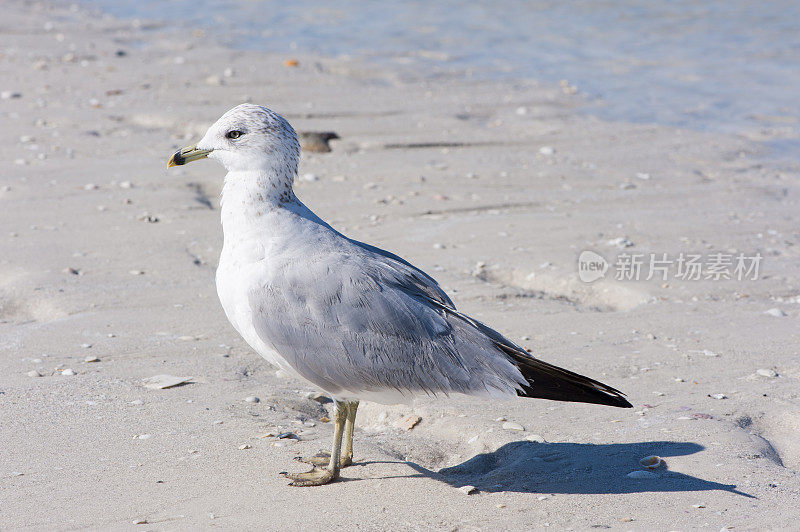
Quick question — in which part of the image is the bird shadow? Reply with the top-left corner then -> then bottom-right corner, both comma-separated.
401,440 -> 754,498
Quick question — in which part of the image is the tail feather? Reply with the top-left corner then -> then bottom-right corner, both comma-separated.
497,344 -> 632,408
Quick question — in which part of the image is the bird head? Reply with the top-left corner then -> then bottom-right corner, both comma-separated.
168,103 -> 301,179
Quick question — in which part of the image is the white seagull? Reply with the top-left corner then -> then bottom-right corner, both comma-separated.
168,103 -> 631,487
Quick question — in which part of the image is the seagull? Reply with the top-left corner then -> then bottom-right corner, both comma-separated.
168,103 -> 632,487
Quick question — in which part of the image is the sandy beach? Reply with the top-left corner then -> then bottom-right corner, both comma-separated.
2,1 -> 799,529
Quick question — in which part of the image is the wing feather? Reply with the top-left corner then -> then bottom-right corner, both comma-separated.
248,243 -> 524,399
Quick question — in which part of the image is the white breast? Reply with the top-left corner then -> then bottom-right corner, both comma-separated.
215,228 -> 295,373
216,174 -> 331,383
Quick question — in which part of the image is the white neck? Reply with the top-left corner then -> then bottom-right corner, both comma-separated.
219,170 -> 298,246
221,168 -> 297,217
218,168 -> 333,240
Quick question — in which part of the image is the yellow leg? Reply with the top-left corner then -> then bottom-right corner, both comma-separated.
341,401 -> 358,466
284,400 -> 346,487
296,400 -> 359,468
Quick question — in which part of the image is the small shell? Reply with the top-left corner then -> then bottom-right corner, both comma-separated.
639,455 -> 664,469
142,374 -> 192,389
626,470 -> 656,479
395,414 -> 422,431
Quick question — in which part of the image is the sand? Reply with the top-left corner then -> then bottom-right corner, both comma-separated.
1,2 -> 799,530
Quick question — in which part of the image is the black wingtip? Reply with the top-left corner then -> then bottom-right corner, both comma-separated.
607,394 -> 633,408
517,383 -> 632,408
502,346 -> 633,408
619,398 -> 633,408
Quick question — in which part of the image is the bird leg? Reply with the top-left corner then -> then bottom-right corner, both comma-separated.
284,400 -> 346,487
296,401 -> 359,468
341,400 -> 359,466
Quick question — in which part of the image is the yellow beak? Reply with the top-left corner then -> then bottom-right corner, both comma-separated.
167,144 -> 213,168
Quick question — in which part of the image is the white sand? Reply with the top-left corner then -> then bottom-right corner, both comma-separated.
1,2 -> 799,529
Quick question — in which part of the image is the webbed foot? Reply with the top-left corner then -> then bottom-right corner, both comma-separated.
282,466 -> 338,487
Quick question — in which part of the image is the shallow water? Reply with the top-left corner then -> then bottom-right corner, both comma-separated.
77,0 -> 800,158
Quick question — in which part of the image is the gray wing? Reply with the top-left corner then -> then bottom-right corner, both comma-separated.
248,244 -> 526,399
346,237 -> 455,309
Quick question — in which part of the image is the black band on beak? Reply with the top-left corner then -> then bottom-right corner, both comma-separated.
171,149 -> 186,166
167,144 -> 211,168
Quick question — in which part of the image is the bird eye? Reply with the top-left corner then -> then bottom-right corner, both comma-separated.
226,130 -> 243,139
